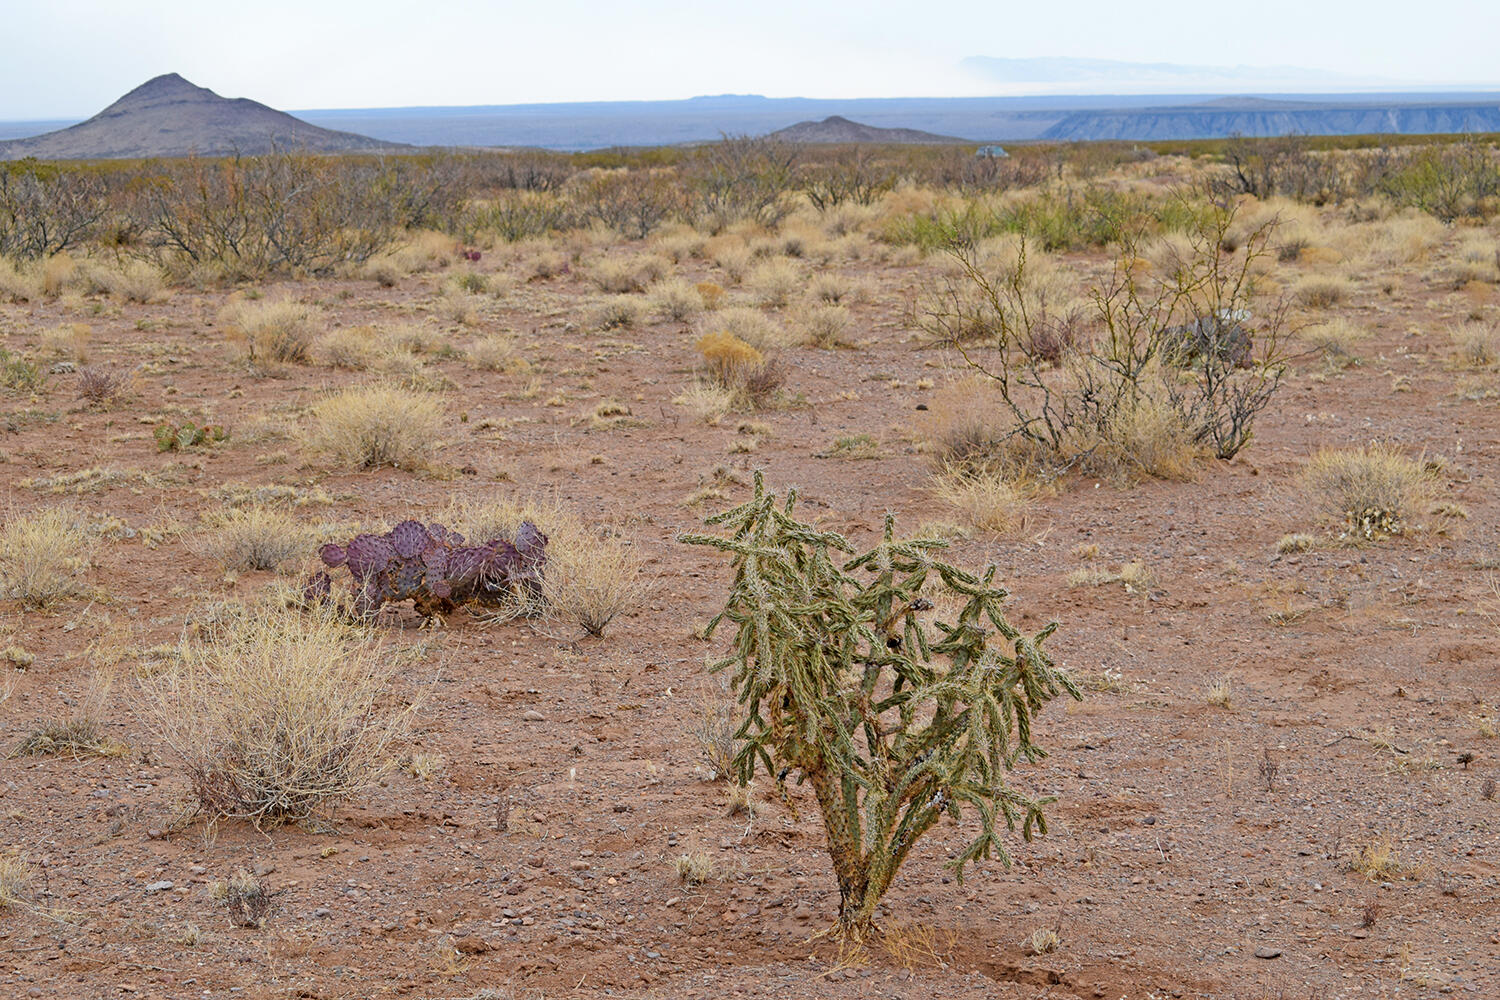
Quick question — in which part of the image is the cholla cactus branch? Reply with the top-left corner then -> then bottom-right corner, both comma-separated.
682,472 -> 1079,936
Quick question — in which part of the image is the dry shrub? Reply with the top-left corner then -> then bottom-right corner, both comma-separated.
645,278 -> 701,321
794,303 -> 852,348
0,258 -> 42,302
435,288 -> 482,327
76,365 -> 132,406
36,323 -> 90,363
1451,229 -> 1499,283
672,383 -> 735,424
930,467 -> 1030,535
40,253 -> 80,297
695,281 -> 725,310
392,230 -> 457,273
91,260 -> 168,303
467,334 -> 528,373
311,385 -> 442,470
1449,319 -> 1499,368
221,297 -> 322,366
696,331 -> 785,407
1304,317 -> 1369,367
1087,392 -> 1206,482
0,855 -> 37,914
12,673 -> 123,759
361,254 -> 404,287
445,497 -> 649,636
0,509 -> 93,608
808,270 -> 864,305
139,610 -> 420,825
591,255 -> 669,293
1299,445 -> 1439,540
1292,274 -> 1352,309
588,295 -> 645,329
316,325 -> 381,369
196,506 -> 310,572
653,228 -> 707,263
708,241 -> 752,283
714,306 -> 793,351
747,258 -> 802,308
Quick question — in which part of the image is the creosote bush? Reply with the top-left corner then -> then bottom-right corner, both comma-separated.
683,474 -> 1079,936
139,610 -> 421,825
310,385 -> 442,470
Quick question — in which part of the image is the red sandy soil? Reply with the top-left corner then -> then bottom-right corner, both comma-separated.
1,230 -> 1497,1000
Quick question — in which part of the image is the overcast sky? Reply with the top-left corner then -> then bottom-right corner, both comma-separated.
5,0 -> 1500,120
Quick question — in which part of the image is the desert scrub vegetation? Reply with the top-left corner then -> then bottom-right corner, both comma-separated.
919,199 -> 1290,477
683,474 -> 1079,936
0,509 -> 93,608
444,497 -> 649,636
1299,445 -> 1441,541
221,296 -> 322,367
695,331 -> 785,409
310,385 -> 442,470
195,506 -> 311,572
139,610 -> 422,826
929,467 -> 1032,535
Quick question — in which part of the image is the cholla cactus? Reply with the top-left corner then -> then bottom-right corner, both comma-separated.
682,473 -> 1078,936
305,519 -> 546,617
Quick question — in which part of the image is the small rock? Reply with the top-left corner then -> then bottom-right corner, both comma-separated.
570,861 -> 590,872
145,828 -> 165,840
523,710 -> 546,722
144,880 -> 174,894
1254,947 -> 1283,960
313,907 -> 332,918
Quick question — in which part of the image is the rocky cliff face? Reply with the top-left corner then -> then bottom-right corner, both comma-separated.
1041,101 -> 1500,141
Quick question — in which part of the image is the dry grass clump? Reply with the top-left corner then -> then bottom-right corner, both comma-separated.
139,610 -> 419,825
446,497 -> 650,637
672,383 -> 735,424
807,270 -> 865,305
391,230 -> 457,273
1349,836 -> 1408,882
310,385 -> 442,470
591,255 -> 669,294
316,325 -> 381,369
708,240 -> 752,283
794,303 -> 852,348
435,287 -> 482,327
76,365 -> 133,406
0,509 -> 93,608
714,306 -> 794,351
653,228 -> 707,263
1292,274 -> 1353,309
1277,533 -> 1316,554
0,854 -> 38,914
196,506 -> 310,572
221,297 -> 322,366
695,331 -> 785,408
645,278 -> 701,322
1303,317 -> 1369,367
91,260 -> 168,303
467,334 -> 529,373
0,258 -> 43,302
588,294 -> 645,330
747,258 -> 802,308
12,675 -> 123,759
674,852 -> 718,886
36,323 -> 91,363
1067,559 -> 1155,593
1204,674 -> 1233,708
211,869 -> 276,927
929,468 -> 1030,535
1299,445 -> 1440,540
1448,319 -> 1500,368
1088,393 -> 1206,482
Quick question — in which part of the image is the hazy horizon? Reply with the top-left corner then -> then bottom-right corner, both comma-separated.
5,0 -> 1500,120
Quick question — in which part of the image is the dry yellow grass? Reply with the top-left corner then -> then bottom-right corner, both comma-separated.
139,610 -> 421,824
1299,445 -> 1439,540
310,385 -> 443,470
0,509 -> 93,608
645,278 -> 701,322
713,306 -> 793,351
1303,317 -> 1369,367
0,854 -> 37,913
1448,320 -> 1499,368
929,468 -> 1031,535
1089,392 -> 1205,482
445,496 -> 650,636
221,297 -> 322,366
195,506 -> 310,572
794,303 -> 852,348
36,323 -> 91,363
89,259 -> 168,303
467,334 -> 529,373
1292,274 -> 1353,309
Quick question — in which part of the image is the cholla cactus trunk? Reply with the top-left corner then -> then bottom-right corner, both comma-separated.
683,472 -> 1079,936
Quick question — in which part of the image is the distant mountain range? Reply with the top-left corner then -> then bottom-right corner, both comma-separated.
768,115 -> 965,144
960,56 -> 1353,89
2,75 -> 1499,158
0,73 -> 401,160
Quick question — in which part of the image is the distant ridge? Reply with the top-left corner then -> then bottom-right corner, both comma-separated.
0,74 -> 404,160
767,115 -> 966,144
1040,97 -> 1500,141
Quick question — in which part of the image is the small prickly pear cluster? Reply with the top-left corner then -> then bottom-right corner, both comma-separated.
304,519 -> 547,617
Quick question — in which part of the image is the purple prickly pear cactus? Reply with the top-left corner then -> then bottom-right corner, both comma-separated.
303,517 -> 550,618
